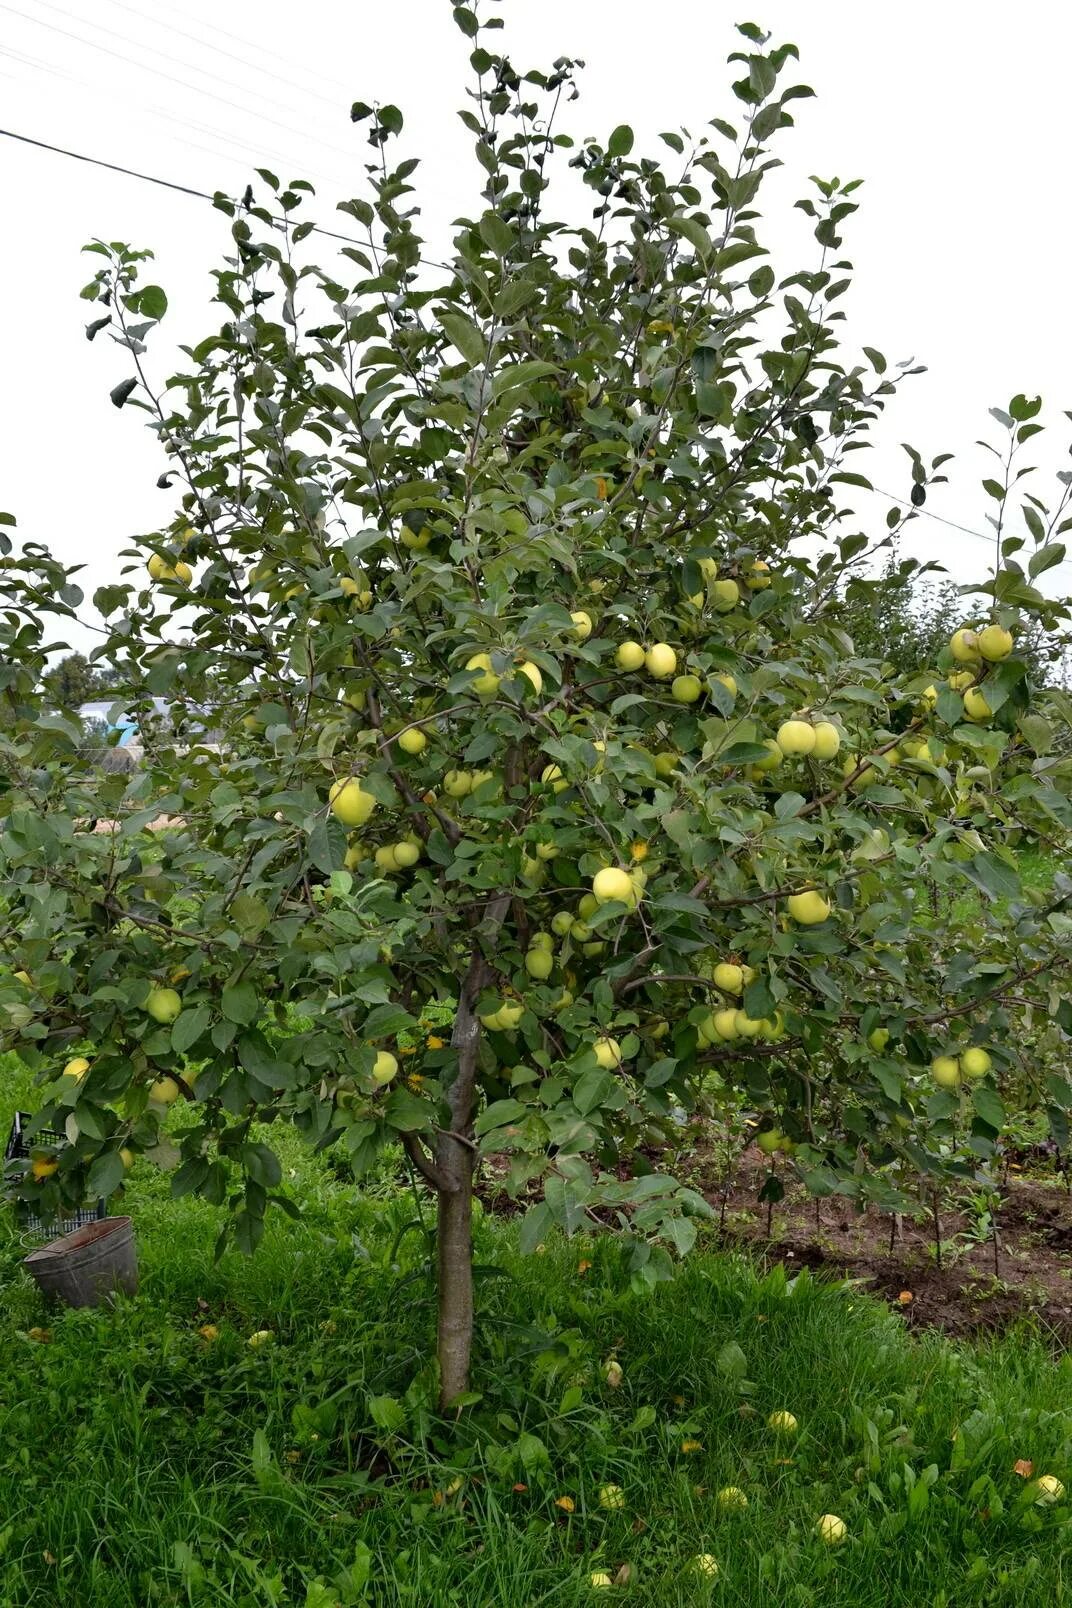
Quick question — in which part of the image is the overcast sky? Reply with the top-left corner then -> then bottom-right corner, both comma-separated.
3,0 -> 1072,652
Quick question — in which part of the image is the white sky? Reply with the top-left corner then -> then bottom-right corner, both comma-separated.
3,0 -> 1072,652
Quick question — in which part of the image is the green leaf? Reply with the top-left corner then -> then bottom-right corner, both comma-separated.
966,851 -> 1021,903
110,378 -> 138,409
439,311 -> 486,366
171,1004 -> 211,1055
479,212 -> 516,256
519,1201 -> 552,1255
608,123 -> 634,157
475,1097 -> 528,1135
137,284 -> 168,321
87,1151 -> 126,1198
972,1084 -> 1004,1130
667,214 -> 712,259
222,982 -> 260,1026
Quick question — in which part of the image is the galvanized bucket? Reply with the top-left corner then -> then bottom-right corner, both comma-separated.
23,1216 -> 138,1308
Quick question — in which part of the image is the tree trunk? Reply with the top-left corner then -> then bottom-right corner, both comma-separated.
436,1152 -> 475,1407
435,927 -> 501,1409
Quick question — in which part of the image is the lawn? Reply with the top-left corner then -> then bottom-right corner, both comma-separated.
2,1058 -> 1072,1606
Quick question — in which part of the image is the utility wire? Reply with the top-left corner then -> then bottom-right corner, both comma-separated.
0,43 -> 332,184
871,485 -> 1072,575
0,125 -> 453,267
96,0 -> 358,109
0,0 -> 359,174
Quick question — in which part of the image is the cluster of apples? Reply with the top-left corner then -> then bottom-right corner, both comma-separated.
923,620 -> 1014,723
931,1047 -> 992,1089
145,527 -> 196,588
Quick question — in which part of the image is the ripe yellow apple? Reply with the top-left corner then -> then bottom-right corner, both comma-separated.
13,969 -> 32,987
372,1051 -> 399,1085
444,770 -> 473,798
698,556 -> 719,582
593,1036 -> 623,1069
963,687 -> 992,722
713,962 -> 744,995
776,719 -> 816,757
759,1012 -> 786,1042
570,610 -> 593,639
148,553 -> 192,585
399,522 -> 431,550
931,1054 -> 961,1089
717,1486 -> 748,1511
948,670 -> 975,691
344,842 -> 365,870
616,640 -> 646,672
977,623 -> 1013,662
711,671 -> 737,700
63,1057 -> 90,1081
30,1157 -> 58,1181
751,740 -> 782,774
145,986 -> 183,1024
787,889 -> 830,925
517,661 -> 543,696
950,627 -> 981,663
329,778 -> 377,827
693,1555 -> 720,1579
645,643 -> 678,679
603,1358 -> 623,1387
671,673 -> 703,703
393,841 -> 420,869
816,1513 -> 847,1545
464,652 -> 501,697
713,1007 -> 739,1040
1033,1474 -> 1065,1505
535,841 -> 559,861
119,1147 -> 135,1170
530,931 -> 554,951
710,579 -> 739,612
745,560 -> 771,590
811,721 -> 841,760
734,1010 -> 763,1038
525,948 -> 553,980
593,867 -> 635,905
150,1075 -> 181,1104
598,1484 -> 625,1510
767,1410 -> 798,1434
396,727 -> 427,756
589,1574 -> 613,1591
960,1046 -> 991,1078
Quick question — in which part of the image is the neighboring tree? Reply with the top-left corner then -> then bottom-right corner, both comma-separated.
5,7 -> 1072,1405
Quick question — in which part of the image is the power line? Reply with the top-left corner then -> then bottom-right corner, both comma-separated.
0,43 -> 335,185
96,0 -> 357,109
871,485 -> 1072,574
0,125 -> 453,267
0,0 -> 359,176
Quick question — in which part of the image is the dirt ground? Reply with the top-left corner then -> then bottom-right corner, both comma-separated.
480,1129 -> 1072,1343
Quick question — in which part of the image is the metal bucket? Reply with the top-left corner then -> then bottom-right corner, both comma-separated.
23,1216 -> 138,1308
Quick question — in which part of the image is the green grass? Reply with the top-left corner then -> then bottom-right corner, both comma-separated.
2,1058 -> 1072,1605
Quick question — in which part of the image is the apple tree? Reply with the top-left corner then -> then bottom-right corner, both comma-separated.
4,6 -> 1072,1404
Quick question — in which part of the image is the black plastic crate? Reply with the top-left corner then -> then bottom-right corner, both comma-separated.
5,1112 -> 107,1240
